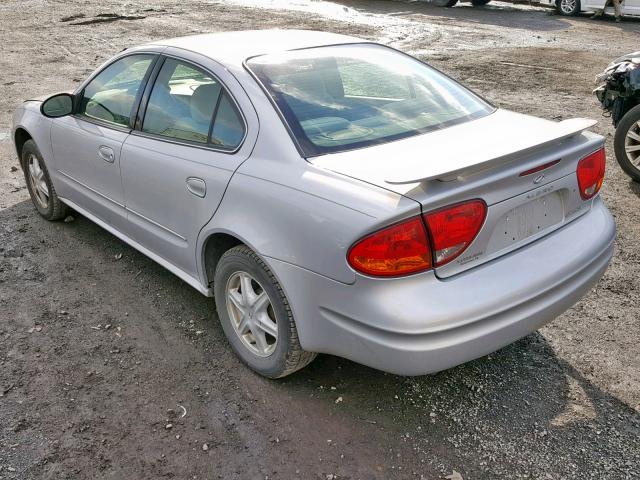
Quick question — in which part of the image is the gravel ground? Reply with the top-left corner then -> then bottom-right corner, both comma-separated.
1,1 -> 639,479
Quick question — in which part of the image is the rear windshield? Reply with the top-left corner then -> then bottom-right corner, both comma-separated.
246,43 -> 494,156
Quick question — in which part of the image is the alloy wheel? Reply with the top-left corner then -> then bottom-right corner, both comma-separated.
27,154 -> 49,209
225,271 -> 278,357
559,0 -> 577,14
624,121 -> 640,175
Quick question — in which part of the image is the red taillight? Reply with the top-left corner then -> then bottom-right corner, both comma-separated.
576,148 -> 606,200
423,200 -> 487,267
347,217 -> 432,277
348,200 -> 486,277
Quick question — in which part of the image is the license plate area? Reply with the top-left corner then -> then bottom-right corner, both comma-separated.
434,174 -> 585,279
489,191 -> 564,252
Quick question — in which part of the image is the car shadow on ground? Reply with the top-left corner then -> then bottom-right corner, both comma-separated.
629,178 -> 640,197
2,199 -> 638,477
281,333 -> 640,474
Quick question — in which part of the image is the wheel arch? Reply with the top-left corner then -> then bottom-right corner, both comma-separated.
201,231 -> 245,287
615,96 -> 640,126
14,127 -> 33,162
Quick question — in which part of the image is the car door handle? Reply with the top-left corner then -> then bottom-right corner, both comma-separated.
98,145 -> 115,163
186,177 -> 206,198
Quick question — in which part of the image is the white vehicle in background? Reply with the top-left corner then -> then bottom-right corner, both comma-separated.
428,0 -> 640,16
540,0 -> 640,16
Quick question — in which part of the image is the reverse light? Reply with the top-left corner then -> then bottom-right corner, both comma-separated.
347,217 -> 432,277
423,200 -> 487,267
348,200 -> 486,277
576,148 -> 606,200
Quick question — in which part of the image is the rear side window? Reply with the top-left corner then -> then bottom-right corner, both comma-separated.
80,54 -> 154,127
211,93 -> 245,149
142,57 -> 245,150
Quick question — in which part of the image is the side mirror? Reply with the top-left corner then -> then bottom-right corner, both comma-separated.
41,93 -> 74,118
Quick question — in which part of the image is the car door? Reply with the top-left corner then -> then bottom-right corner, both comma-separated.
120,50 -> 256,278
50,53 -> 158,231
582,0 -> 636,13
581,0 -> 606,11
621,0 -> 640,15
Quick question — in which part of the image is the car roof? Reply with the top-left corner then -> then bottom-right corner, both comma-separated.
142,29 -> 366,67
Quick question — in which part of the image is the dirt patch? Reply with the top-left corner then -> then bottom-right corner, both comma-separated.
66,14 -> 148,26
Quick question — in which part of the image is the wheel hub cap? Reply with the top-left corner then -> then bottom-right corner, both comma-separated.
226,271 -> 278,357
560,0 -> 576,13
624,121 -> 640,173
27,154 -> 49,209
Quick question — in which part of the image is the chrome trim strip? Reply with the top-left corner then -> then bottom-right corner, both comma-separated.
57,169 -> 125,208
129,129 -> 242,156
75,113 -> 132,133
126,206 -> 187,241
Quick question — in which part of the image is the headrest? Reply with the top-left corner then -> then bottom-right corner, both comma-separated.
191,83 -> 222,124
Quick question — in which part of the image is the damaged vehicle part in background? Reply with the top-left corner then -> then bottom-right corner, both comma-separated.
595,51 -> 640,182
13,30 -> 615,378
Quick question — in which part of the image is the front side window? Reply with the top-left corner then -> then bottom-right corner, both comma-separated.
142,58 -> 245,149
247,44 -> 494,156
80,54 -> 154,127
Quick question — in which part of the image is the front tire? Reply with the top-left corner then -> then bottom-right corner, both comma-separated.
556,0 -> 580,16
614,104 -> 640,182
21,139 -> 67,220
213,245 -> 316,378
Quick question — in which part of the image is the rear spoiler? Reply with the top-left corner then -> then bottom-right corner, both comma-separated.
385,118 -> 597,184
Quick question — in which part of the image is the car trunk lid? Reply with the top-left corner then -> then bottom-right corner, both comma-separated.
310,109 -> 603,277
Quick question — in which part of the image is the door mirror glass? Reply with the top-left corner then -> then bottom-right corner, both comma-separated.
41,93 -> 74,118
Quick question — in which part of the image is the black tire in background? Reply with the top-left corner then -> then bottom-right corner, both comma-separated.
614,104 -> 640,183
20,139 -> 68,221
213,245 -> 317,378
471,0 -> 491,5
431,0 -> 459,7
556,0 -> 580,16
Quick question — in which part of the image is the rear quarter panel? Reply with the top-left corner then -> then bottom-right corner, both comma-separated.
201,158 -> 421,285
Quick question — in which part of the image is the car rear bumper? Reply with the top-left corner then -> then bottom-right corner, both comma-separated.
267,199 -> 615,375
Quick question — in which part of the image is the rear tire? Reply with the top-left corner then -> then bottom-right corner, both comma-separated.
614,104 -> 640,183
21,139 -> 68,221
556,0 -> 580,16
214,245 -> 316,378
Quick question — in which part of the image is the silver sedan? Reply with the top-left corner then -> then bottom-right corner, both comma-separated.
12,30 -> 615,378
